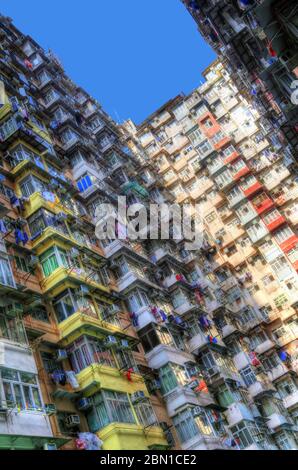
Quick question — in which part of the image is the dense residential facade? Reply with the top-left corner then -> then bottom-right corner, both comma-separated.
124,59 -> 298,451
182,0 -> 298,154
0,14 -> 297,451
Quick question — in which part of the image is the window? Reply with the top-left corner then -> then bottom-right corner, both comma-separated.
0,308 -> 27,344
274,226 -> 294,244
77,173 -> 94,193
128,289 -> 149,312
215,169 -> 233,188
0,256 -> 15,287
15,256 -> 30,273
30,307 -> 49,323
231,421 -> 257,449
173,409 -> 199,444
53,289 -> 76,323
159,364 -> 179,394
44,88 -> 59,105
262,274 -> 275,286
87,391 -> 135,433
40,246 -> 69,277
134,400 -> 157,427
196,140 -> 213,157
19,174 -> 45,198
139,324 -> 161,353
188,128 -> 203,145
275,431 -> 294,451
0,367 -> 42,410
240,366 -> 257,387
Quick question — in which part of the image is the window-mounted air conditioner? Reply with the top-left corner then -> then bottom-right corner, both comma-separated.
64,414 -> 80,428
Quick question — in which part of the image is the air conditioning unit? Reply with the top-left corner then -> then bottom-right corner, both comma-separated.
159,421 -> 169,431
164,429 -> 175,447
6,303 -> 23,316
75,285 -> 90,296
0,401 -> 8,413
105,335 -> 118,348
118,339 -> 129,350
77,397 -> 93,411
43,443 -> 58,451
148,379 -> 161,392
192,406 -> 203,418
187,367 -> 199,378
69,248 -> 80,258
45,404 -> 57,416
188,379 -> 200,390
131,391 -> 146,404
56,349 -> 68,361
28,255 -> 39,268
64,414 -> 80,428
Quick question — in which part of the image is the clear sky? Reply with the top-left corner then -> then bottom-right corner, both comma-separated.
1,0 -> 216,124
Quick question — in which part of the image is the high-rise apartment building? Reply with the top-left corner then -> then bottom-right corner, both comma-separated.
182,0 -> 298,154
0,13 -> 297,451
125,60 -> 298,451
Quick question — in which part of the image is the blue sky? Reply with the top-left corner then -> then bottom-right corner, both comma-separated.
2,0 -> 215,123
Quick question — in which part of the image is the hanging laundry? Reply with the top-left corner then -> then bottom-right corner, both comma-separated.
0,219 -> 7,234
77,433 -> 103,451
279,350 -> 289,362
65,370 -> 80,389
42,191 -> 56,203
14,229 -> 29,246
10,194 -> 21,209
207,335 -> 218,344
267,40 -> 277,58
159,309 -> 167,322
0,81 -> 6,108
51,369 -> 67,386
125,368 -> 134,382
24,59 -> 33,70
249,351 -> 261,367
75,438 -> 87,450
195,379 -> 208,393
130,312 -> 139,327
199,315 -> 211,329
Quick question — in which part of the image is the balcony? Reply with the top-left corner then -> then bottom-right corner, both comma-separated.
252,196 -> 274,215
232,165 -> 250,182
187,330 -> 225,355
248,380 -> 275,398
203,365 -> 243,387
58,310 -> 128,346
242,181 -> 263,198
97,423 -> 168,451
283,391 -> 298,410
247,222 -> 269,244
263,168 -> 291,191
181,434 -> 232,451
224,150 -> 241,165
40,266 -> 110,298
117,270 -> 159,293
264,214 -> 286,232
267,363 -> 290,382
267,413 -> 290,432
77,363 -> 147,396
222,323 -> 241,339
225,403 -> 254,427
254,338 -> 277,355
145,344 -> 193,370
233,352 -> 250,371
174,299 -> 197,316
276,326 -> 298,347
164,387 -> 199,418
228,191 -> 246,208
279,234 -> 298,253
